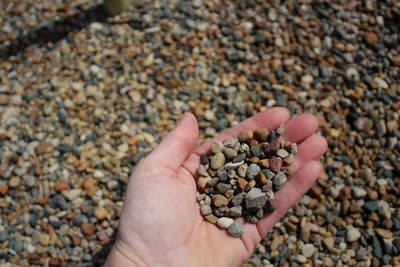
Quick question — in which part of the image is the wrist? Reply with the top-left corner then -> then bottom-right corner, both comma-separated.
105,239 -> 150,267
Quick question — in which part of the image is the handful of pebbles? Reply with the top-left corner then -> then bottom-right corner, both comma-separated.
196,125 -> 297,238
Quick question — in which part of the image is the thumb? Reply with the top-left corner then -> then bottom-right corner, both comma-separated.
145,112 -> 199,171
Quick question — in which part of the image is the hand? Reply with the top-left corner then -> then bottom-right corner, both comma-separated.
105,107 -> 327,267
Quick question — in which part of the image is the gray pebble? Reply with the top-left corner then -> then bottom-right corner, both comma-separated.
223,138 -> 239,149
217,169 -> 228,182
200,203 -> 212,216
229,206 -> 242,218
231,193 -> 245,206
216,183 -> 231,194
228,222 -> 244,238
237,163 -> 248,178
246,163 -> 261,179
276,124 -> 285,135
273,172 -> 287,190
196,165 -> 209,177
276,149 -> 289,158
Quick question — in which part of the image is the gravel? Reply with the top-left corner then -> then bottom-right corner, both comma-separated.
0,0 -> 399,266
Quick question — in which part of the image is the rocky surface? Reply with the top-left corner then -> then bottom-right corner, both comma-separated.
0,0 -> 399,266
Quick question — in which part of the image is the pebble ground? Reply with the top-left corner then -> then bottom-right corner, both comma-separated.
0,0 -> 399,266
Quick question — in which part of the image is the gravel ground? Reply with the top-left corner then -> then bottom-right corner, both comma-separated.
0,0 -> 399,266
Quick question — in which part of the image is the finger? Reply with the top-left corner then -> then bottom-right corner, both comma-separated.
289,135 -> 328,173
280,113 -> 319,144
194,107 -> 291,155
145,112 -> 199,171
255,160 -> 323,237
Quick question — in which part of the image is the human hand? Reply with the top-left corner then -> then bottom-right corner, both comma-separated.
105,107 -> 327,267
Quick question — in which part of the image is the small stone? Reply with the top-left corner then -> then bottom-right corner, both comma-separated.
224,161 -> 244,170
371,77 -> 389,89
254,128 -> 269,142
244,179 -> 256,191
36,142 -> 54,155
231,193 -> 245,207
302,243 -> 315,258
276,149 -> 289,158
276,124 -> 285,135
200,203 -> 212,216
352,187 -> 367,198
54,180 -> 69,191
0,94 -> 10,105
246,163 -> 261,179
0,183 -> 8,195
196,165 -> 209,177
296,255 -> 307,264
39,233 -> 51,246
263,199 -> 275,213
238,130 -> 253,143
346,227 -> 361,242
364,32 -> 378,45
229,206 -> 242,218
211,141 -> 225,153
237,178 -> 248,191
322,236 -> 335,250
228,222 -> 244,238
283,154 -> 294,165
223,148 -> 237,159
227,170 -> 236,179
262,169 -> 275,179
375,228 -> 393,239
8,176 -> 21,188
211,152 -> 225,170
82,223 -> 96,235
216,183 -> 231,194
216,217 -> 234,229
217,169 -> 228,182
212,194 -> 229,207
237,164 -> 248,177
65,189 -> 82,201
94,206 -> 108,220
204,214 -> 218,224
257,172 -> 268,185
289,143 -> 298,153
273,172 -> 287,190
269,157 -> 282,172
197,176 -> 212,192
232,153 -> 246,163
223,138 -> 239,149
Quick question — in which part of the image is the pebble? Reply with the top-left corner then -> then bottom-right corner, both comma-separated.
211,152 -> 225,170
8,176 -> 21,188
212,194 -> 229,207
238,130 -> 253,143
216,217 -> 234,229
196,165 -> 209,177
254,128 -> 269,142
346,227 -> 361,242
223,148 -> 238,159
276,149 -> 289,158
81,224 -> 96,236
301,243 -> 315,258
273,172 -> 287,190
269,157 -> 282,172
228,222 -> 244,238
352,187 -> 367,198
246,163 -> 261,179
211,141 -> 225,154
200,203 -> 212,216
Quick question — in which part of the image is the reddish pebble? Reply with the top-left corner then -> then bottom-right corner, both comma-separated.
269,157 -> 282,172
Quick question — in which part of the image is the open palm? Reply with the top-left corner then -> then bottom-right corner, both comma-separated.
106,107 -> 327,267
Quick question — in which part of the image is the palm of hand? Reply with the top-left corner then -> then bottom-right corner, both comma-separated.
107,108 -> 327,267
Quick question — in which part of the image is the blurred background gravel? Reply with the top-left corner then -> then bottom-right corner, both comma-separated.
0,0 -> 399,266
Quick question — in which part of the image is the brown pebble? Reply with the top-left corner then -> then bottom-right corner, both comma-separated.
197,176 -> 212,192
238,130 -> 253,143
211,152 -> 225,170
212,194 -> 229,207
237,178 -> 248,191
0,183 -> 8,195
244,179 -> 256,191
204,214 -> 218,224
259,159 -> 270,168
364,32 -> 378,45
254,128 -> 269,142
257,172 -> 268,185
82,223 -> 96,235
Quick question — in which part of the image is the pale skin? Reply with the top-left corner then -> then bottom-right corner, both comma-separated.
105,107 -> 328,267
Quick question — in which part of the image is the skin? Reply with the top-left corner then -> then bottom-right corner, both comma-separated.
105,107 -> 327,267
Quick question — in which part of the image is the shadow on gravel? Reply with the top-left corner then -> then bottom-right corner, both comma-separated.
92,231 -> 117,266
0,4 -> 107,59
